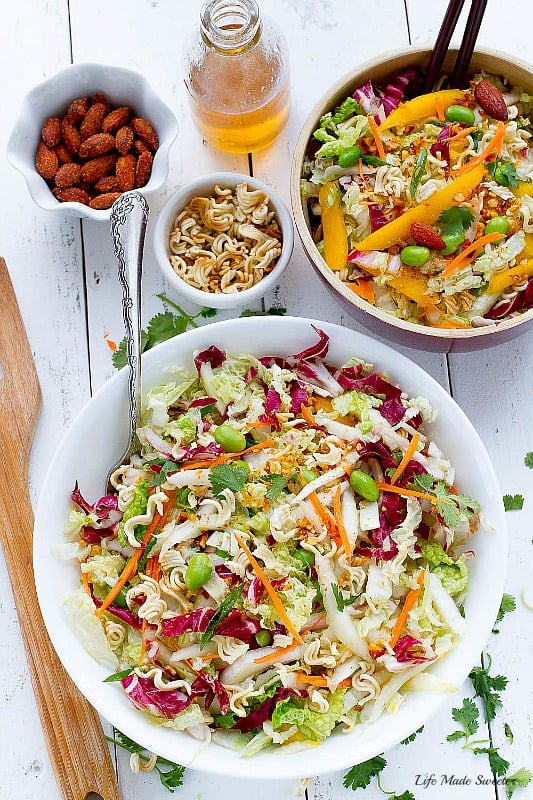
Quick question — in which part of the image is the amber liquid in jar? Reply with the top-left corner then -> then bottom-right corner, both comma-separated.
185,1 -> 290,153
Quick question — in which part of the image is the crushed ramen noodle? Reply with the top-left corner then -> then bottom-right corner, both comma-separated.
168,183 -> 282,293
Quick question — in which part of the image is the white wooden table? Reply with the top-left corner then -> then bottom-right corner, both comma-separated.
1,1 -> 531,798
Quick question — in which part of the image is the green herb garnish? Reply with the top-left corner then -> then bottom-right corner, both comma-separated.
200,584 -> 245,648
343,755 -> 387,790
410,147 -> 428,198
209,462 -> 250,496
438,206 -> 474,237
103,668 -> 134,683
331,582 -> 360,611
503,494 -> 524,511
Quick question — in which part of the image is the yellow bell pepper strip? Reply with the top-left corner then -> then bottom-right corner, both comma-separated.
318,181 -> 348,271
512,181 -> 533,199
356,164 -> 485,252
520,234 -> 533,258
378,89 -> 466,132
487,259 -> 533,295
388,267 -> 438,307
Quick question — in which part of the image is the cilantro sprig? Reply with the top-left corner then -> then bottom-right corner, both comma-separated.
503,494 -> 524,511
209,462 -> 250,496
200,583 -> 244,648
438,206 -> 474,238
412,474 -> 479,528
447,697 -> 480,743
493,593 -> 516,633
106,730 -> 185,792
400,725 -> 424,745
331,582 -> 360,611
343,755 -> 387,791
261,472 -> 296,500
112,294 -> 217,369
506,768 -> 533,798
469,657 -> 508,722
524,452 -> 533,468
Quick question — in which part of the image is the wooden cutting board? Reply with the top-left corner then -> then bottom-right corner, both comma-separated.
0,258 -> 121,800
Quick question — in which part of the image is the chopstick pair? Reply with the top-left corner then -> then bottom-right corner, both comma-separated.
422,0 -> 488,92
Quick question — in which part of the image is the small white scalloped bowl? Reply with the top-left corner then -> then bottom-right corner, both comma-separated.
153,172 -> 294,308
33,316 -> 507,780
7,62 -> 178,221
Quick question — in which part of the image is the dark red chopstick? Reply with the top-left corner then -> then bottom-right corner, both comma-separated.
422,0 -> 466,93
451,0 -> 488,86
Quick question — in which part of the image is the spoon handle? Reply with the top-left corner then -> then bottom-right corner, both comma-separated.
110,192 -> 149,473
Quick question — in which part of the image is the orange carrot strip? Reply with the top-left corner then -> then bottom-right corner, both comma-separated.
440,231 -> 505,279
367,115 -> 386,161
81,570 -> 91,596
376,480 -> 442,505
429,318 -> 472,329
96,491 -> 176,618
390,570 -> 426,647
295,673 -> 353,689
348,279 -> 375,305
358,158 -> 365,182
435,96 -> 445,121
236,534 -> 303,644
300,403 -> 317,426
308,490 -> 337,533
181,439 -> 277,471
458,120 -> 506,175
390,433 -> 421,485
180,460 -> 217,471
449,125 -> 476,142
334,485 -> 352,558
253,640 -> 300,664
140,618 -> 148,664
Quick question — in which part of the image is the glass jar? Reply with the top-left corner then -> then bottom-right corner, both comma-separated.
184,0 -> 290,153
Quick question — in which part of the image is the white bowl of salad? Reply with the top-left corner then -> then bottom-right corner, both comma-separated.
33,317 -> 506,779
292,47 -> 533,351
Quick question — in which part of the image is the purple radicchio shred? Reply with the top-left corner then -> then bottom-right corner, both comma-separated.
394,459 -> 428,487
290,325 -> 330,361
430,124 -> 453,176
290,383 -> 309,415
82,526 -> 110,544
368,203 -> 389,232
354,537 -> 399,561
91,595 -> 146,629
354,440 -> 396,469
184,441 -> 224,461
247,576 -> 288,607
233,687 -> 307,732
161,608 -> 216,636
194,345 -> 226,372
394,635 -> 434,664
212,609 -> 261,643
379,397 -> 406,425
189,397 -> 217,409
122,674 -> 192,717
264,388 -> 282,415
191,671 -> 231,715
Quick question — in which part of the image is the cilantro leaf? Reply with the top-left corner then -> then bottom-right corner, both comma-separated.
103,668 -> 133,682
400,725 -> 424,745
504,722 -> 514,744
506,768 -> 533,799
503,494 -> 524,511
200,584 -> 244,648
493,593 -> 516,632
240,306 -> 287,317
438,206 -> 474,237
472,747 -> 510,776
263,473 -> 291,500
106,731 -> 185,792
200,306 -> 217,318
524,452 -> 533,468
147,458 -> 180,487
331,582 -> 360,611
112,330 -> 150,370
410,147 -> 428,199
488,158 -> 519,188
209,463 -> 250,496
447,697 -> 479,741
469,663 -> 508,722
146,311 -> 188,344
343,755 -> 387,791
391,793 -> 416,800
412,474 -> 479,527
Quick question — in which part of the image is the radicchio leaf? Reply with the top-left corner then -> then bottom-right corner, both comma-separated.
394,635 -> 434,664
122,674 -> 192,718
354,440 -> 396,469
233,687 -> 307,733
290,383 -> 309,415
430,124 -> 453,176
368,203 -> 389,232
92,595 -> 145,629
194,346 -> 226,372
213,609 -> 261,643
291,325 -> 330,361
191,671 -> 230,715
184,442 -> 224,461
264,388 -> 282,415
162,608 -> 216,636
379,397 -> 406,425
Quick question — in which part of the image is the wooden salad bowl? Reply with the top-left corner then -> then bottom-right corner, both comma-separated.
291,46 -> 533,352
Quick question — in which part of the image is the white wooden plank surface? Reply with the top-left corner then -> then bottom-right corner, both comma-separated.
1,0 -> 532,798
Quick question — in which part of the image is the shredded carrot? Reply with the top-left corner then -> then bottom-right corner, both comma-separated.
181,439 -> 277,471
147,554 -> 161,582
333,485 -> 352,558
179,460 -> 216,471
458,120 -> 506,176
300,403 -> 317,427
104,332 -> 117,352
253,640 -> 300,664
348,279 -> 375,305
96,491 -> 176,618
390,570 -> 426,647
429,318 -> 472,329
308,491 -> 337,534
376,480 -> 445,505
440,231 -> 505,279
435,95 -> 445,121
244,420 -> 276,430
81,570 -> 91,596
390,433 -> 420,485
449,125 -> 476,142
236,534 -> 303,643
358,158 -> 365,182
140,618 -> 148,664
367,115 -> 386,161
295,673 -> 353,689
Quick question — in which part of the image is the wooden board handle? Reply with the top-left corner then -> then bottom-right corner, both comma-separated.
0,258 -> 121,800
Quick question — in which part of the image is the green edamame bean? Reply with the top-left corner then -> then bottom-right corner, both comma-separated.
300,466 -> 318,484
185,553 -> 213,589
214,424 -> 247,453
439,232 -> 465,256
294,547 -> 315,567
445,105 -> 475,126
349,469 -> 379,501
255,630 -> 273,647
338,145 -> 363,168
400,245 -> 431,267
485,216 -> 509,236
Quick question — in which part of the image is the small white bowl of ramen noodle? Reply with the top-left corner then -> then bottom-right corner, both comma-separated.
154,172 -> 294,308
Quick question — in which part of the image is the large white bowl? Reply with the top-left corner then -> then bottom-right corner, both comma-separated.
33,317 -> 506,779
153,172 -> 294,309
7,62 -> 178,221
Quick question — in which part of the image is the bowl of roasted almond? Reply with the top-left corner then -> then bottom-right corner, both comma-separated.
7,62 -> 178,220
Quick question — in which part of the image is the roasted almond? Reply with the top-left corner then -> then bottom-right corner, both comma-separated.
81,154 -> 117,183
80,102 -> 107,140
79,132 -> 116,159
53,186 -> 91,205
35,143 -> 59,180
62,118 -> 81,155
135,150 -> 153,188
115,125 -> 134,155
91,92 -> 109,110
102,106 -> 132,133
410,222 -> 446,251
54,162 -> 82,188
133,138 -> 149,155
67,97 -> 90,123
94,175 -> 120,193
474,80 -> 508,122
55,143 -> 73,164
131,117 -> 159,151
89,192 -> 122,210
41,117 -> 62,148
116,154 -> 137,192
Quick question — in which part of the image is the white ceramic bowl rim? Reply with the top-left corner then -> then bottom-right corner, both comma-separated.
33,316 -> 506,779
153,171 -> 294,309
291,45 -> 533,341
7,61 -> 178,221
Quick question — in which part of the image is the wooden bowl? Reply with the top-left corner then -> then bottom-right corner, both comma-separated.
291,46 -> 533,352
